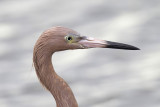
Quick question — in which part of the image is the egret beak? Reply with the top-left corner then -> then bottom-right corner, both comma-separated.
78,36 -> 140,50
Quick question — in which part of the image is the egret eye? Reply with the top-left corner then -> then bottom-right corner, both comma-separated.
65,35 -> 74,43
67,36 -> 73,41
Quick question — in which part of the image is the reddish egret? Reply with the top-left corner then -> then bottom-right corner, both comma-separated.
33,26 -> 139,107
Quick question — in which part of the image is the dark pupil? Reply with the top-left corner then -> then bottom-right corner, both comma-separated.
68,36 -> 72,41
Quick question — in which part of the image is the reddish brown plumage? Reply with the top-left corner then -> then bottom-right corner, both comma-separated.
33,27 -> 79,107
33,26 -> 139,107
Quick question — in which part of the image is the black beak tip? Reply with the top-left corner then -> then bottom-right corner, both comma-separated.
125,46 -> 140,50
132,47 -> 140,50
106,41 -> 140,50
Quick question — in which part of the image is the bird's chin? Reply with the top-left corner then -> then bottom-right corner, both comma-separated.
78,43 -> 106,49
78,44 -> 89,49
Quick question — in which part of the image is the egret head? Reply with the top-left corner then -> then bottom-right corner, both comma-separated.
36,26 -> 139,54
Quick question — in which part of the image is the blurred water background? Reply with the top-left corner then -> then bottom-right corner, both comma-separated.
0,0 -> 160,107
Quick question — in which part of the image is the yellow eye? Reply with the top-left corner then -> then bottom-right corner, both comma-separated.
67,36 -> 73,41
65,35 -> 74,43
